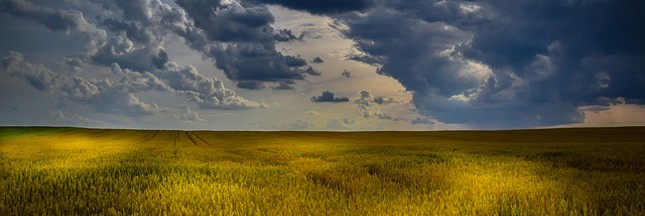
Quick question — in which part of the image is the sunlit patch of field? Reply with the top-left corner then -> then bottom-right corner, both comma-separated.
1,127 -> 644,215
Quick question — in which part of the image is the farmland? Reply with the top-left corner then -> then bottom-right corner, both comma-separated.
1,127 -> 644,215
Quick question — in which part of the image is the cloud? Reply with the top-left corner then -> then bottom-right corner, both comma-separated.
1,51 -> 163,117
304,66 -> 321,76
274,29 -> 301,42
273,81 -> 294,90
4,0 -> 643,129
331,0 -> 645,128
326,117 -> 356,130
311,90 -> 349,103
253,0 -> 375,15
284,55 -> 307,67
575,102 -> 645,127
176,105 -> 205,123
1,0 -> 267,115
132,62 -> 266,110
174,0 -> 315,89
411,117 -> 434,125
373,96 -> 396,105
311,57 -> 324,63
353,90 -> 394,120
343,118 -> 355,124
346,54 -> 384,66
285,119 -> 314,130
341,69 -> 351,78
2,50 -> 227,123
50,110 -> 107,126
0,0 -> 107,52
1,51 -> 58,91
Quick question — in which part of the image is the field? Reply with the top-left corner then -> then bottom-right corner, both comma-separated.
1,127 -> 645,215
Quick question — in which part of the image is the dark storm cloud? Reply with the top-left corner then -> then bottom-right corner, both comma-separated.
346,55 -> 384,66
236,81 -> 265,90
333,0 -> 645,128
175,0 -> 314,88
0,0 -> 107,52
151,49 -> 169,69
274,29 -> 300,42
311,91 -> 349,103
99,18 -> 154,45
175,0 -> 275,42
459,1 -> 645,102
253,0 -> 374,15
284,55 -> 307,67
0,0 -> 100,34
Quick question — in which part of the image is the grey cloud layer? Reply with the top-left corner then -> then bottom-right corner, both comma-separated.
0,0 -> 107,56
1,51 -> 163,116
0,0 -> 270,120
175,0 -> 313,89
3,0 -> 643,128
269,0 -> 645,128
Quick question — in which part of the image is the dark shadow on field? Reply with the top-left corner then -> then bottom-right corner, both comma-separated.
303,167 -> 450,199
297,145 -> 453,198
519,157 -> 645,215
443,127 -> 645,173
0,127 -> 74,141
341,147 -> 448,164
447,127 -> 645,215
524,151 -> 645,173
1,157 -> 168,215
220,148 -> 289,166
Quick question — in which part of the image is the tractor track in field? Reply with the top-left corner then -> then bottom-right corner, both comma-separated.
189,131 -> 212,147
184,131 -> 199,146
137,130 -> 158,143
172,131 -> 178,158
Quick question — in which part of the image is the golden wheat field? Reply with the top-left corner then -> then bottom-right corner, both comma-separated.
1,127 -> 644,215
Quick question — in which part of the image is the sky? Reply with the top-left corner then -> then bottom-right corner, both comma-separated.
0,0 -> 644,130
